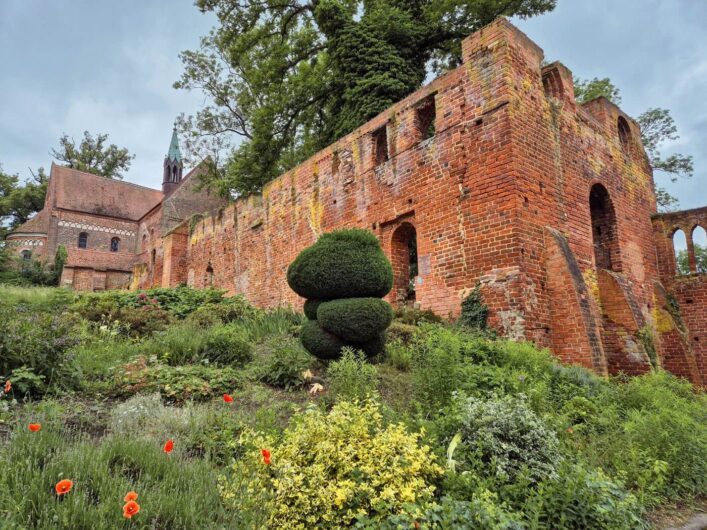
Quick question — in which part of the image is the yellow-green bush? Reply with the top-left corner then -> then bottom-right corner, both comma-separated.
219,401 -> 443,529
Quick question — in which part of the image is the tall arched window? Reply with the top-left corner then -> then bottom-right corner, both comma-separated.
141,234 -> 147,252
672,229 -> 688,275
78,232 -> 88,249
206,263 -> 214,286
589,184 -> 621,272
110,237 -> 120,252
691,225 -> 706,273
391,222 -> 418,304
617,116 -> 631,150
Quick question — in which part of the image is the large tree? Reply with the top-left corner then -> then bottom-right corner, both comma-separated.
176,0 -> 556,197
0,165 -> 48,239
50,130 -> 134,179
573,77 -> 693,212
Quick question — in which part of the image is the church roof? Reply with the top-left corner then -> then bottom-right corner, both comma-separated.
50,164 -> 164,221
167,127 -> 182,163
9,208 -> 48,235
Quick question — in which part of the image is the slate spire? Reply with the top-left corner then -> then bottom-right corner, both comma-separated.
162,123 -> 184,195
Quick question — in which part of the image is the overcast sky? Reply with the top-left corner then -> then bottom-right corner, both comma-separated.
0,0 -> 704,212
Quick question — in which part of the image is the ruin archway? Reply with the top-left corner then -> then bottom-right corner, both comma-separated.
589,184 -> 621,272
390,222 -> 418,305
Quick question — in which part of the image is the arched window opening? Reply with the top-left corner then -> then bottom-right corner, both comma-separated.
78,232 -> 88,249
142,234 -> 147,252
20,250 -> 31,261
151,249 -> 156,267
110,237 -> 120,252
673,229 -> 688,275
206,263 -> 214,287
391,222 -> 418,305
691,225 -> 707,274
589,184 -> 621,272
172,166 -> 177,181
617,116 -> 631,150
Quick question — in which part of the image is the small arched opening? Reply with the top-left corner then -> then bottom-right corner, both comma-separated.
617,116 -> 631,151
141,234 -> 148,252
691,225 -> 706,273
391,222 -> 418,305
172,166 -> 177,181
110,237 -> 120,252
20,250 -> 31,261
78,232 -> 88,249
590,184 -> 621,272
206,263 -> 214,287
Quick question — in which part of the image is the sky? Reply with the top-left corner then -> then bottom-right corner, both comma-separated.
0,0 -> 705,214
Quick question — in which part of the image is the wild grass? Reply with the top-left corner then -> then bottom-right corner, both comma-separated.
0,284 -> 74,308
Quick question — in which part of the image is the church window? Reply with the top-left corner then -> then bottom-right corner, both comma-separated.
110,237 -> 120,252
20,250 -> 31,261
416,94 -> 436,141
78,232 -> 88,249
617,116 -> 631,150
373,125 -> 389,166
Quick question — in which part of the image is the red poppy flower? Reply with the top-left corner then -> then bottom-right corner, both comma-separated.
3,380 -> 10,394
28,423 -> 41,432
55,479 -> 73,495
414,522 -> 421,529
223,394 -> 234,403
163,439 -> 174,454
261,449 -> 271,465
124,491 -> 138,502
123,500 -> 140,519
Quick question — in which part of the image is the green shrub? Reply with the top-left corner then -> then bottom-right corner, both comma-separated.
317,297 -> 393,342
238,307 -> 306,343
220,401 -> 443,529
111,360 -> 244,403
303,298 -> 323,320
0,304 -> 81,396
287,229 -> 393,300
385,338 -> 413,371
458,283 -> 489,330
524,462 -> 646,530
385,321 -> 416,343
393,306 -> 443,325
454,394 -> 560,485
257,336 -> 312,390
202,324 -> 253,366
300,320 -> 347,360
327,348 -> 379,402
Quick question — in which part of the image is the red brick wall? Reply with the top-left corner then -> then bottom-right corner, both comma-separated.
134,18 -> 704,383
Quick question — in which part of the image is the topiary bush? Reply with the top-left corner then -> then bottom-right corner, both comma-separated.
287,229 -> 394,360
287,229 -> 393,300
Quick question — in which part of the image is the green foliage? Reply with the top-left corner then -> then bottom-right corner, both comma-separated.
257,335 -> 312,390
318,297 -> 393,342
287,229 -> 393,300
458,283 -> 489,330
0,163 -> 47,236
0,408 -> 240,529
53,244 -> 68,283
393,306 -> 444,325
111,360 -> 244,403
220,401 -> 444,529
327,348 -> 379,402
453,394 -> 560,485
0,304 -> 81,396
573,76 -> 622,105
677,245 -> 707,274
385,338 -> 413,371
50,130 -> 134,179
185,295 -> 257,327
303,298 -> 323,320
300,319 -> 347,360
176,0 -> 556,195
525,462 -> 646,530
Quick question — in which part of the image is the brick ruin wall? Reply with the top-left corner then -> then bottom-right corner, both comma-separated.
136,19 -> 703,384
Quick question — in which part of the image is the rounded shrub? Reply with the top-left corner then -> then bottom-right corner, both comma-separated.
203,324 -> 254,366
357,332 -> 387,357
303,299 -> 323,321
286,229 -> 393,300
300,320 -> 347,360
317,297 -> 393,342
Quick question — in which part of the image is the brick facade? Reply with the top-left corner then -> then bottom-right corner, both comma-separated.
6,18 -> 704,385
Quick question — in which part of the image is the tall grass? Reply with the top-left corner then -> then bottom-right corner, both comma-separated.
0,285 -> 74,309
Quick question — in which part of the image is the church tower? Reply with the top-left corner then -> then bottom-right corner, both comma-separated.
162,126 -> 183,195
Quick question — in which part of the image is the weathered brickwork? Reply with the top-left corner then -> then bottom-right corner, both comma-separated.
7,18 -> 704,384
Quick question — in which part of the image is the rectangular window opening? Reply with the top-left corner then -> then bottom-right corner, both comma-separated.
373,126 -> 389,166
416,94 -> 436,141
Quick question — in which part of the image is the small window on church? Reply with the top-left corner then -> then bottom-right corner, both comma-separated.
111,237 -> 120,252
172,166 -> 177,181
78,232 -> 88,249
20,250 -> 31,261
373,125 -> 389,166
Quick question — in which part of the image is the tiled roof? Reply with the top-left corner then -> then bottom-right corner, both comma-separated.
51,164 -> 163,221
9,208 -> 48,235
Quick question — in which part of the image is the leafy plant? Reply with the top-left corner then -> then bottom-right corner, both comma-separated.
327,348 -> 379,402
257,336 -> 312,390
458,283 -> 489,331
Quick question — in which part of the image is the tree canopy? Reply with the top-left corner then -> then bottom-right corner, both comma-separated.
573,77 -> 693,212
176,0 -> 556,197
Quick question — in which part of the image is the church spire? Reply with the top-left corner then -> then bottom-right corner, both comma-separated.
162,124 -> 184,195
